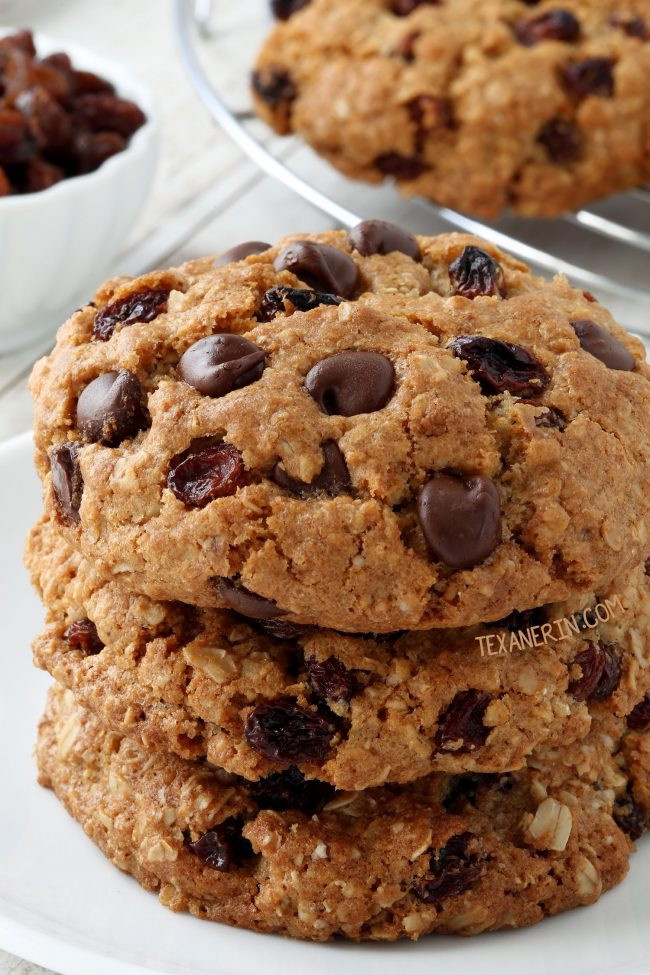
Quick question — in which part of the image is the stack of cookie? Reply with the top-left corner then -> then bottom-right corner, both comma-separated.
26,224 -> 650,940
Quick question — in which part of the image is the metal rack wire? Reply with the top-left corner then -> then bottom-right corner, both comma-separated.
175,0 -> 650,333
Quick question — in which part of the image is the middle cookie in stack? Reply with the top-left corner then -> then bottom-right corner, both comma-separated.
27,226 -> 650,937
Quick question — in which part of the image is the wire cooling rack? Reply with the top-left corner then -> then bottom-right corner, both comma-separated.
175,0 -> 650,334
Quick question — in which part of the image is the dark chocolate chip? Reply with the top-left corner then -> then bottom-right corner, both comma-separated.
305,351 -> 394,416
414,832 -> 484,905
245,698 -> 336,763
417,473 -> 501,569
272,441 -> 351,496
178,334 -> 265,397
273,241 -> 359,298
50,442 -> 83,525
346,219 -> 421,261
168,444 -> 248,508
515,9 -> 581,46
257,285 -> 343,323
450,336 -> 550,396
448,246 -> 506,299
251,67 -> 296,108
64,618 -> 104,656
76,370 -> 147,446
93,289 -> 169,341
571,319 -> 634,371
271,0 -> 311,18
562,58 -> 615,99
213,241 -> 270,266
537,117 -> 583,162
187,817 -> 253,871
213,577 -> 288,620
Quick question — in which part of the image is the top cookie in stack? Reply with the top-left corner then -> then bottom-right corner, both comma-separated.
30,226 -> 650,633
253,0 -> 650,218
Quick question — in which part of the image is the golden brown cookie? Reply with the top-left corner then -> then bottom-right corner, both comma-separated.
27,516 -> 650,790
254,0 -> 650,218
38,684 -> 645,941
30,230 -> 650,632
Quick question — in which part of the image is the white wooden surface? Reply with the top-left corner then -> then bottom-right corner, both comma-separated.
0,1 -> 334,972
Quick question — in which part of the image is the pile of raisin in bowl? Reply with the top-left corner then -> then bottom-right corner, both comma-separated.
0,29 -> 146,195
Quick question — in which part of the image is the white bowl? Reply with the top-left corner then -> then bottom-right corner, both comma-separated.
0,32 -> 159,353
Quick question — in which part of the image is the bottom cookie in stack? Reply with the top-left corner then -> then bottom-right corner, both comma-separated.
37,684 -> 649,942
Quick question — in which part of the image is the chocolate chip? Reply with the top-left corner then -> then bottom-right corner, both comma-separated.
571,319 -> 634,371
272,441 -> 351,496
392,0 -> 439,14
64,618 -> 104,656
435,691 -> 492,752
274,241 -> 359,298
515,9 -> 581,45
245,698 -> 336,763
305,351 -> 394,416
628,694 -> 650,731
450,336 -> 550,396
417,474 -> 501,569
168,444 -> 248,508
537,117 -> 582,162
448,246 -> 506,299
187,817 -> 254,871
563,58 -> 615,99
50,442 -> 83,524
76,370 -> 147,446
251,67 -> 296,108
374,152 -> 428,179
213,241 -> 270,266
346,219 -> 421,261
414,832 -> 484,905
257,285 -> 343,322
213,577 -> 288,620
249,767 -> 334,813
271,0 -> 311,18
93,288 -> 169,341
569,643 -> 622,701
306,656 -> 362,703
178,335 -> 265,397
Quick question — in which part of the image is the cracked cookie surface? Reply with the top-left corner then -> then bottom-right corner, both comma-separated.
27,517 -> 650,790
253,0 -> 650,218
37,684 -> 646,941
30,229 -> 650,632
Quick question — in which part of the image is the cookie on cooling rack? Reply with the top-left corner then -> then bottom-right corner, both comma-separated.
253,0 -> 650,218
30,226 -> 650,632
27,516 -> 650,791
38,684 -> 645,941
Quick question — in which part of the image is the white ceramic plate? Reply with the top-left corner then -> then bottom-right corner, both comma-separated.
1,430 -> 649,975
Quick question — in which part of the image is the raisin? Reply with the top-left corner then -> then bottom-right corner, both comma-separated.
515,10 -> 581,46
451,336 -> 549,396
249,767 -> 334,813
15,86 -> 72,151
496,606 -> 546,632
610,14 -> 648,39
396,30 -> 420,60
645,558 -> 650,577
375,152 -> 428,179
245,698 -> 336,763
535,406 -> 566,430
409,94 -> 454,150
93,289 -> 170,341
0,166 -> 10,196
72,69 -> 116,95
448,246 -> 506,299
72,130 -> 126,174
537,117 -> 582,162
254,619 -> 314,641
627,694 -> 650,731
64,618 -> 104,656
569,643 -> 621,701
50,442 -> 83,525
186,817 -> 254,871
392,0 -> 439,13
0,31 -> 36,66
614,796 -> 647,841
257,285 -> 343,322
251,68 -> 296,108
0,107 -> 31,166
23,157 -> 63,192
271,0 -> 311,18
167,444 -> 248,509
414,832 -> 484,905
563,58 -> 615,99
306,656 -> 362,703
73,93 -> 146,138
435,690 -> 491,753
